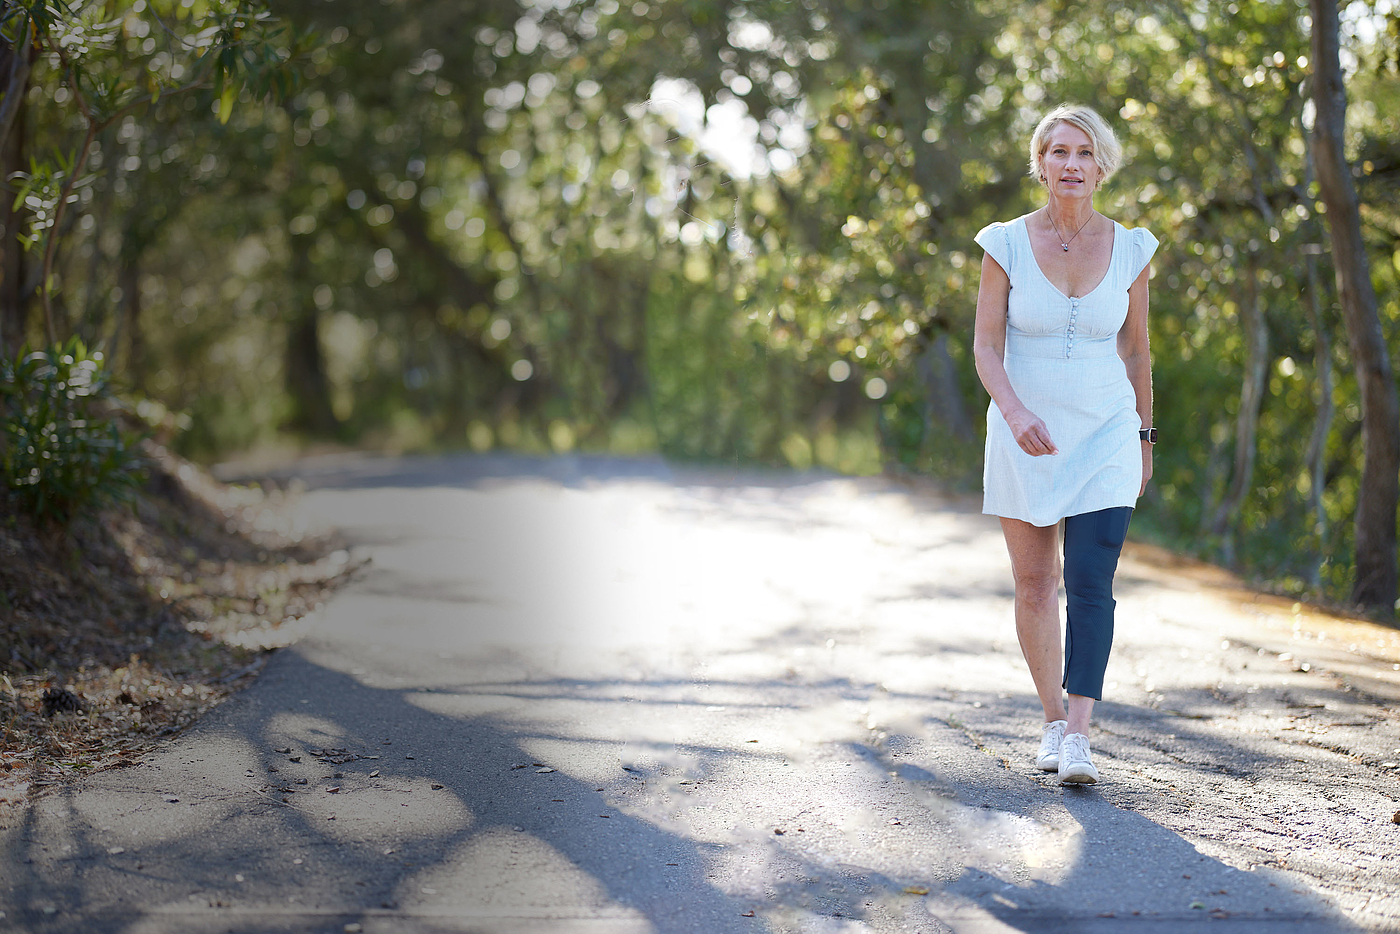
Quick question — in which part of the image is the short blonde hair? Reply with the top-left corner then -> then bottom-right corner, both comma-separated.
1028,104 -> 1123,185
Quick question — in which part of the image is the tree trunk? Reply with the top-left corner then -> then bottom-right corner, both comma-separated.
0,20 -> 31,164
1310,0 -> 1400,610
283,240 -> 339,437
1210,260 -> 1269,542
284,309 -> 339,437
0,60 -> 27,356
916,328 -> 975,444
1303,247 -> 1334,591
117,255 -> 145,391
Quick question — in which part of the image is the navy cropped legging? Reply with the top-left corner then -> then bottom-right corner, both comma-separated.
1061,506 -> 1133,701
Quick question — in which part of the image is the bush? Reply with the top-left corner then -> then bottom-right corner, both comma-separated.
0,339 -> 145,526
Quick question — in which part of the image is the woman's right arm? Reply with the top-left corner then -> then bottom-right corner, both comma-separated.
972,253 -> 1058,456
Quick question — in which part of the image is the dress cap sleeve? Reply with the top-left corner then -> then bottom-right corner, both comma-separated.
974,222 -> 1014,275
1130,227 -> 1160,281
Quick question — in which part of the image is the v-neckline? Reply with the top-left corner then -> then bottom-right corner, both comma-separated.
1020,214 -> 1118,301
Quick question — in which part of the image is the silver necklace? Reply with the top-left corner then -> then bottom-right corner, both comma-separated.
1046,208 -> 1094,251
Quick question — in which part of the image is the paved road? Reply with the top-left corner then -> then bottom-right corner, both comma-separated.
4,453 -> 1400,933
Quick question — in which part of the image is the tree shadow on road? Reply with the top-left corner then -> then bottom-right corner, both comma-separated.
3,640 -> 1373,934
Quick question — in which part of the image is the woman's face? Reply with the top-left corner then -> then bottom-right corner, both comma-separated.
1038,122 -> 1101,197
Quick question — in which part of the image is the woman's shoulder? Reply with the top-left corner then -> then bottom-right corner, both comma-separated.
974,215 -> 1027,249
1107,217 -> 1159,243
1104,218 -> 1160,277
977,214 -> 1031,234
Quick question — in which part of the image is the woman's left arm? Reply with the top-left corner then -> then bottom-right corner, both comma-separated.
1119,265 -> 1153,496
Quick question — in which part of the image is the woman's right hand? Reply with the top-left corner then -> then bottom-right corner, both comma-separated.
1004,406 -> 1059,456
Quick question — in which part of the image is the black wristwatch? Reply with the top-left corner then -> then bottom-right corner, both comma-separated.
1140,428 -> 1157,444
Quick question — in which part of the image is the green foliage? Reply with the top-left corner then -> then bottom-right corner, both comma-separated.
0,340 -> 144,526
7,0 -> 1400,604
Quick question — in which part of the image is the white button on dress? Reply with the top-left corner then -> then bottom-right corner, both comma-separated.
974,214 -> 1160,528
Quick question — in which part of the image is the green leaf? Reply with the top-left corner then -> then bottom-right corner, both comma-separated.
217,84 -> 235,124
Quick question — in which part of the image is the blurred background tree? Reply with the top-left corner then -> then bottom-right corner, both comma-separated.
3,0 -> 1399,614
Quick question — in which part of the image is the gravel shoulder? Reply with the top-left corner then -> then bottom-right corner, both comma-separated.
2,452 -> 1397,933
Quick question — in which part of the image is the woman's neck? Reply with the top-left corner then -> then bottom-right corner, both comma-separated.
1043,194 -> 1096,230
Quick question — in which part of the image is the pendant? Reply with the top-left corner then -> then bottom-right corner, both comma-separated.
1061,244 -> 1069,251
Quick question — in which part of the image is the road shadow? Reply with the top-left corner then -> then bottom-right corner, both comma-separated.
1,645 -> 1366,933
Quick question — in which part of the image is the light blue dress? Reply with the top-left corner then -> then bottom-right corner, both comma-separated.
974,214 -> 1159,528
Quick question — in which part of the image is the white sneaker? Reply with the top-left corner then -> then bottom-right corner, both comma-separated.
1058,732 -> 1099,784
1036,720 -> 1067,771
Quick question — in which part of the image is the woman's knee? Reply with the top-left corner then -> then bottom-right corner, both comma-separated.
1013,568 -> 1061,604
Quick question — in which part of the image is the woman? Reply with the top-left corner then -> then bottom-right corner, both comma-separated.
972,104 -> 1157,785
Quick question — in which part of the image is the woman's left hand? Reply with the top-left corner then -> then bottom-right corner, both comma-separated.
1139,442 -> 1154,496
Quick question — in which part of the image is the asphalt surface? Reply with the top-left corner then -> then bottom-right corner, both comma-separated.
4,452 -> 1400,933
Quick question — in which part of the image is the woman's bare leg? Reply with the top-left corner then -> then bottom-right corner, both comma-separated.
999,517 -> 1066,722
1066,694 -> 1094,735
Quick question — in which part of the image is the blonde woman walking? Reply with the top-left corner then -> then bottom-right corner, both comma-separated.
972,104 -> 1158,784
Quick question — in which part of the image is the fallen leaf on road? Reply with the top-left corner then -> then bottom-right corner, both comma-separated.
431,783 -> 443,790
369,770 -> 380,778
288,756 -> 301,763
420,886 -> 437,895
1392,810 -> 1400,824
275,747 -> 290,754
1190,901 -> 1206,910
773,828 -> 785,835
888,819 -> 901,825
325,786 -> 340,793
903,886 -> 929,896
535,767 -> 555,773
107,846 -> 125,855
741,910 -> 755,917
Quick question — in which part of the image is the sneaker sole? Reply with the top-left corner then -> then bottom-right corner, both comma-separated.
1060,769 -> 1098,784
1035,758 -> 1059,772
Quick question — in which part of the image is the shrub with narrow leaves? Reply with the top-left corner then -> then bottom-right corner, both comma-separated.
0,340 -> 145,526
